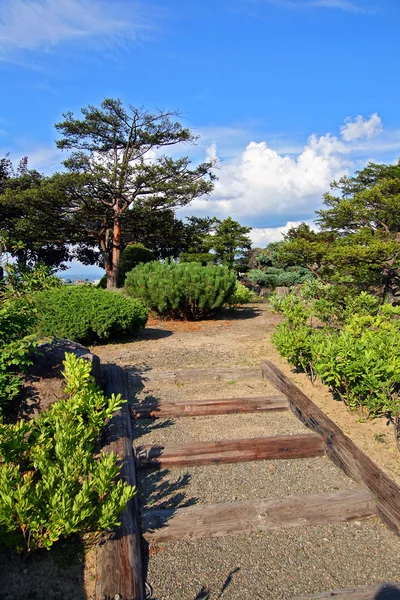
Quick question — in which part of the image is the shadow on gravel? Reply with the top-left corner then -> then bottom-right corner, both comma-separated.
375,585 -> 400,599
217,306 -> 262,320
145,567 -> 241,600
139,467 -> 198,597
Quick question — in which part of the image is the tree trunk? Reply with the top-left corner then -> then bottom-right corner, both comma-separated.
107,216 -> 121,289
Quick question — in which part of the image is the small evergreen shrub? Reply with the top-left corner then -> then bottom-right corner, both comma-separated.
34,286 -> 148,344
125,261 -> 236,319
247,266 -> 313,287
0,353 -> 135,553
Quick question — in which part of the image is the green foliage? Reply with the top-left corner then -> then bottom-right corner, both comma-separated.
0,263 -> 61,298
226,281 -> 254,308
313,329 -> 400,418
98,243 -> 156,288
34,286 -> 148,344
247,237 -> 315,289
0,156 -> 75,269
125,261 -> 236,319
270,288 -> 400,445
0,353 -> 135,553
273,324 -> 320,375
0,297 -> 38,412
119,243 -> 155,285
210,217 -> 252,272
55,99 -> 216,287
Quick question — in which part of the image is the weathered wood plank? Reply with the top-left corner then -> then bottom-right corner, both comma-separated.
260,360 -> 400,536
290,582 -> 400,599
136,433 -> 324,468
142,488 -> 376,543
96,365 -> 145,600
131,395 -> 288,419
130,366 -> 262,385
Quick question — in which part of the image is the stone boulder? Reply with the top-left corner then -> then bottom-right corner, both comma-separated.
21,338 -> 102,418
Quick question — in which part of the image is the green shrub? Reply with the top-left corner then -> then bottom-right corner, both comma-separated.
0,263 -> 61,298
270,287 -> 400,446
0,353 -> 135,553
34,286 -> 148,344
313,328 -> 400,418
180,252 -> 216,266
272,323 -> 319,375
247,266 -> 314,288
0,297 -> 38,411
226,281 -> 254,308
125,261 -> 236,319
98,243 -> 156,288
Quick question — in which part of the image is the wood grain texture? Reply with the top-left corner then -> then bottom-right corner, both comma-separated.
290,582 -> 400,599
260,360 -> 400,536
130,367 -> 261,385
142,489 -> 376,543
132,395 -> 288,419
136,433 -> 324,468
96,365 -> 145,600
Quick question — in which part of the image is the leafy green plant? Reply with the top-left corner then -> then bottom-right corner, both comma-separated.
0,263 -> 61,298
125,261 -> 236,319
226,281 -> 254,308
34,286 -> 148,344
272,323 -> 318,376
0,353 -> 135,553
0,297 -> 39,412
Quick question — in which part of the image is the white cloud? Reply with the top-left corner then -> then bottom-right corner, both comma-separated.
250,221 -> 317,247
340,113 -> 383,141
186,132 -> 351,222
0,0 -> 149,60
179,112 -> 400,232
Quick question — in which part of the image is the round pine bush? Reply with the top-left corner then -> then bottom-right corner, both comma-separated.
125,261 -> 236,320
34,286 -> 148,344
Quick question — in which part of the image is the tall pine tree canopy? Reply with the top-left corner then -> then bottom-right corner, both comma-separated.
54,98 -> 216,288
276,160 -> 400,295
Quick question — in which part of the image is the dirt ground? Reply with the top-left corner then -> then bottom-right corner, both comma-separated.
93,302 -> 400,600
0,538 -> 96,600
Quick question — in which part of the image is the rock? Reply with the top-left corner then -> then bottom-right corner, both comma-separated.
275,286 -> 290,297
259,287 -> 272,297
22,338 -> 102,417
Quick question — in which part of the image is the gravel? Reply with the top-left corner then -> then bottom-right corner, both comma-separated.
95,305 -> 400,599
145,521 -> 400,600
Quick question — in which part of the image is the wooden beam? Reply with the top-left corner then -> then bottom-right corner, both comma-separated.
260,360 -> 400,536
136,433 -> 324,468
130,366 -> 262,385
131,395 -> 288,419
96,365 -> 145,600
290,582 -> 400,599
142,488 -> 376,543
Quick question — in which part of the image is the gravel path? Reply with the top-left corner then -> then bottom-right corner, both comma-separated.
94,305 -> 400,599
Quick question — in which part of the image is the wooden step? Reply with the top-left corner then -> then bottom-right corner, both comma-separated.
142,488 -> 376,543
290,582 -> 400,599
260,360 -> 400,536
130,366 -> 261,385
136,433 -> 324,468
131,395 -> 288,419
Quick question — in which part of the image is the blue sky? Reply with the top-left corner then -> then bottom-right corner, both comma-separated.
1,0 -> 400,277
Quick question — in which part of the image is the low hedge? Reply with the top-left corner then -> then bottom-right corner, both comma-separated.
34,286 -> 148,344
125,261 -> 236,319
